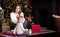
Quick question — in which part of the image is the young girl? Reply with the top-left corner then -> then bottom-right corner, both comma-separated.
15,16 -> 28,35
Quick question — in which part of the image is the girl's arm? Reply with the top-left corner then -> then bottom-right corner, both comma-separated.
19,23 -> 25,31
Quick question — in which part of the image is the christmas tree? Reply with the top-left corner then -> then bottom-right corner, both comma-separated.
2,0 -> 32,18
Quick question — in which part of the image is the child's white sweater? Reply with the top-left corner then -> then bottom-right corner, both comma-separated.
16,23 -> 25,34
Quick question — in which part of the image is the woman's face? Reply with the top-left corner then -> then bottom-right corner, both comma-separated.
15,6 -> 21,13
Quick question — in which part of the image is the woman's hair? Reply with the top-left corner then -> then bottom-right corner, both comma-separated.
14,5 -> 22,12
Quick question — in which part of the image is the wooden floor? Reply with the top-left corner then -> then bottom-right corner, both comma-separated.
0,27 -> 60,37
22,27 -> 57,37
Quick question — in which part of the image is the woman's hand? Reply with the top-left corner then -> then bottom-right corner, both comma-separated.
16,15 -> 19,19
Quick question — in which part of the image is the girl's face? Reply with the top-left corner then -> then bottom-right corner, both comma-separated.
15,6 -> 22,13
18,17 -> 23,23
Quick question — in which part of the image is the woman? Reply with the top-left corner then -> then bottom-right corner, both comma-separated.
10,5 -> 27,30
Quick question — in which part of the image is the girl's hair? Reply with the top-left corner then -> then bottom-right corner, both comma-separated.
18,16 -> 23,22
18,16 -> 23,20
14,5 -> 22,12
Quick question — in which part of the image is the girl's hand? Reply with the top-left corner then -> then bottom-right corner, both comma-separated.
25,29 -> 28,31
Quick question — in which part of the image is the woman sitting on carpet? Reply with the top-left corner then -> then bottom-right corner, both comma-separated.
10,5 -> 27,30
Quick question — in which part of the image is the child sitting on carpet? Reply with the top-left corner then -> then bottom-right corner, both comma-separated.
14,16 -> 28,35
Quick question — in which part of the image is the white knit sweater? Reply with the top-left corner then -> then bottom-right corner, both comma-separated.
16,23 -> 25,34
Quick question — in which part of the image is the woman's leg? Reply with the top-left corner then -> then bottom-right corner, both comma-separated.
10,22 -> 16,30
23,21 -> 27,29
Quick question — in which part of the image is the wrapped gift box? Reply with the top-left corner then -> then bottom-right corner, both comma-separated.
2,23 -> 10,33
31,24 -> 40,33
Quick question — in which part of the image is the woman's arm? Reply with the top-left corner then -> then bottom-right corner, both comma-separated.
10,13 -> 17,24
20,12 -> 24,17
